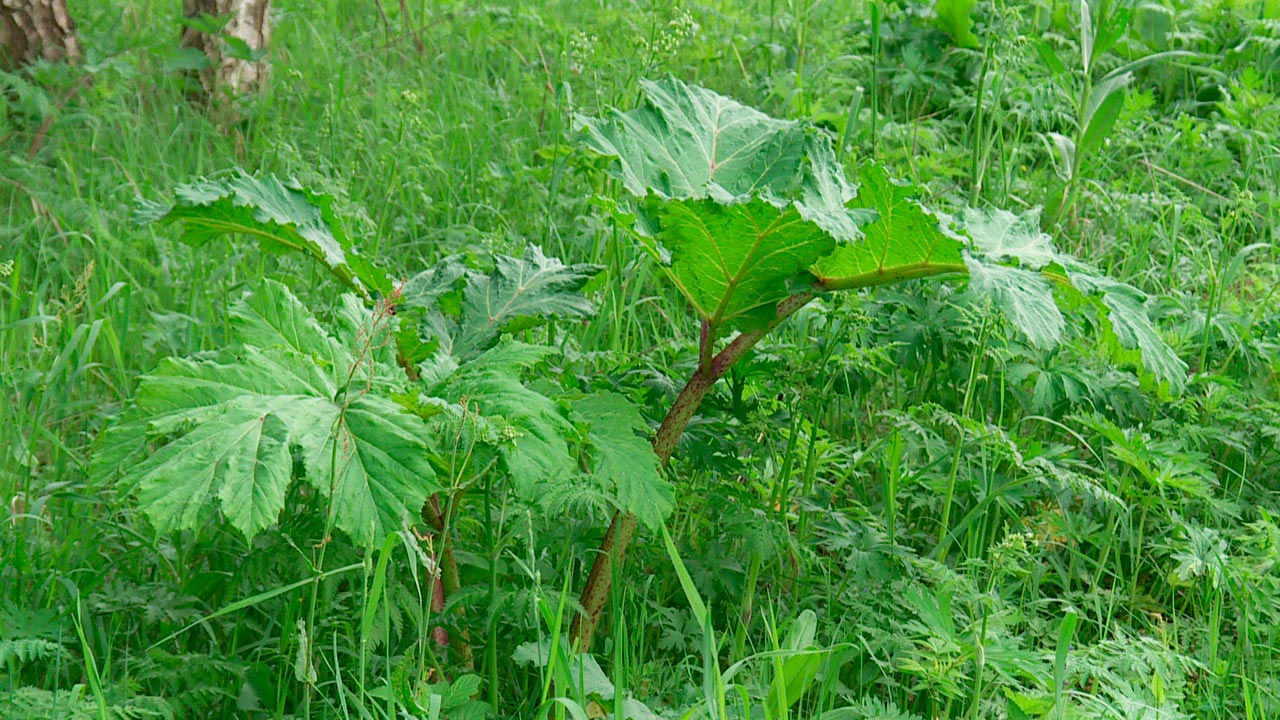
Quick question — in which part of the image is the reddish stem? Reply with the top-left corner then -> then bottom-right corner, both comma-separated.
569,292 -> 814,649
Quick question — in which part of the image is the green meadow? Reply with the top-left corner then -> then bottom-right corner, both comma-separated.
2,2 -> 1278,718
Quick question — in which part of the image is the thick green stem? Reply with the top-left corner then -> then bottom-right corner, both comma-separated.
815,262 -> 967,291
570,292 -> 814,650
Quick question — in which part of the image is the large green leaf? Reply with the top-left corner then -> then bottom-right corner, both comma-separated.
811,164 -> 966,290
578,76 -> 872,243
580,80 -> 1185,394
810,167 -> 1061,347
402,249 -> 601,370
578,77 -> 806,202
959,207 -> 1057,270
934,0 -> 980,48
958,206 -> 1065,348
228,279 -> 362,382
95,280 -> 439,547
959,208 -> 1186,389
435,342 -> 577,498
578,78 -> 875,334
1066,270 -> 1188,393
965,257 -> 1065,349
456,247 -> 599,358
573,392 -> 672,529
137,173 -> 394,298
302,395 -> 443,546
656,197 -> 835,330
126,348 -> 332,435
135,404 -> 292,539
403,257 -> 638,520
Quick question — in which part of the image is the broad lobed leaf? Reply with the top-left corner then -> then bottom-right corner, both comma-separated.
810,164 -> 966,289
578,77 -> 808,203
95,280 -> 439,547
656,197 -> 834,329
456,247 -> 599,358
959,207 -> 1057,270
965,258 -> 1065,350
137,173 -> 394,298
434,342 -> 577,499
300,394 -> 441,546
401,248 -> 601,370
579,77 -> 871,335
579,79 -> 1187,394
1065,270 -> 1188,393
573,392 -> 672,530
578,76 -> 872,243
135,406 -> 293,540
934,0 -> 980,48
424,344 -> 673,528
958,208 -> 1187,391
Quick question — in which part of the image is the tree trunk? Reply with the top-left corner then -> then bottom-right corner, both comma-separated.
0,0 -> 81,70
181,0 -> 271,97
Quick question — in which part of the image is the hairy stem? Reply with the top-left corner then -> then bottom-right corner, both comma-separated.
570,292 -> 814,649
422,495 -> 473,668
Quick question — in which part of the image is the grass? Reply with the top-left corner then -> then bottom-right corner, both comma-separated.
2,0 -> 1279,718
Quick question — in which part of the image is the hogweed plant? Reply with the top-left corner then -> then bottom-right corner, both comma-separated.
94,173 -> 672,702
568,77 -> 1185,648
90,78 -> 1187,691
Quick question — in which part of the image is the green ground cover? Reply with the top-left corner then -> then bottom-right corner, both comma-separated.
2,1 -> 1279,718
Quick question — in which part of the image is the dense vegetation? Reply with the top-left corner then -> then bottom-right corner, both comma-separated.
2,1 -> 1278,718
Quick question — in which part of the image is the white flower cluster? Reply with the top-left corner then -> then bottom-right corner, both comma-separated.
568,30 -> 599,75
636,8 -> 698,61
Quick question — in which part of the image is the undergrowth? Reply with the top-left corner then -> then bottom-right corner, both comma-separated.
2,1 -> 1278,719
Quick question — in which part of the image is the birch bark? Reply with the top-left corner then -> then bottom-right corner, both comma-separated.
0,0 -> 81,70
181,0 -> 271,96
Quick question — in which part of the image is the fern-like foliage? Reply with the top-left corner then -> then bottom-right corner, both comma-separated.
0,687 -> 174,720
0,637 -> 71,667
128,650 -> 248,718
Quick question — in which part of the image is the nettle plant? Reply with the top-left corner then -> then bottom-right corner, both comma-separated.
93,78 -> 1184,657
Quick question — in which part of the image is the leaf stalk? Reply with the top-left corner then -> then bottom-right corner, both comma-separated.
571,291 -> 815,649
